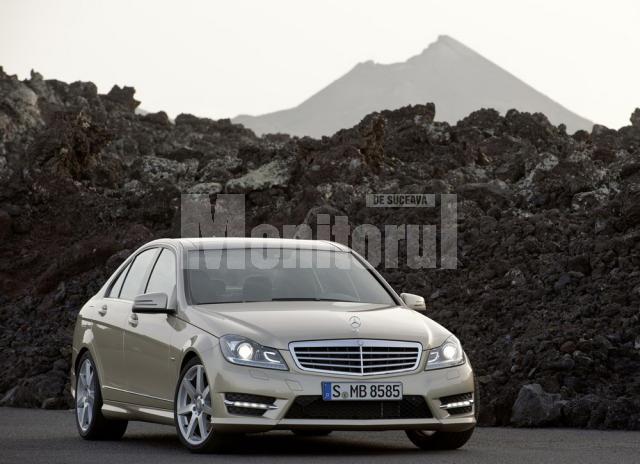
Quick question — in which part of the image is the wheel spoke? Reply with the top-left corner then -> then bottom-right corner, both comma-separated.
197,414 -> 207,438
78,373 -> 87,390
195,366 -> 204,395
186,414 -> 197,439
84,361 -> 92,386
202,385 -> 210,400
81,404 -> 88,427
177,404 -> 192,416
182,379 -> 197,399
203,404 -> 213,416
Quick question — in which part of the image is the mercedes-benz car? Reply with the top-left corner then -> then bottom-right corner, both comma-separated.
71,238 -> 476,452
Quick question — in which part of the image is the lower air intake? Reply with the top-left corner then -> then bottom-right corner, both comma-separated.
285,395 -> 433,420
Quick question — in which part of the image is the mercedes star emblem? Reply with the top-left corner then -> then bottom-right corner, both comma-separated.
349,316 -> 362,331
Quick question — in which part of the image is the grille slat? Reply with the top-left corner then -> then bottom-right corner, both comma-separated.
363,362 -> 416,369
290,339 -> 422,376
297,357 -> 361,362
299,361 -> 362,368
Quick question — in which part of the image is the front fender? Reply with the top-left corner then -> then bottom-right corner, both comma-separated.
172,320 -> 218,383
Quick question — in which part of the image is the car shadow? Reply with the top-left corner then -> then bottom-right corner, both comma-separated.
120,431 -> 429,456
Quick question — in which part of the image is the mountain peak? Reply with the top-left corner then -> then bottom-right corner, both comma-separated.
434,34 -> 461,46
234,36 -> 592,137
410,35 -> 479,62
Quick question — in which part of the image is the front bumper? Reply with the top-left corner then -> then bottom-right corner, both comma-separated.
203,346 -> 476,433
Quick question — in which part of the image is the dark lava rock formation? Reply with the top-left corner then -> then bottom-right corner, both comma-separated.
1,67 -> 639,428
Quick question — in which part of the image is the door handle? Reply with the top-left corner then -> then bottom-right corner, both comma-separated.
128,313 -> 139,327
98,304 -> 107,316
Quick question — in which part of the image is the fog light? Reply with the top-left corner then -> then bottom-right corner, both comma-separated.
439,400 -> 474,409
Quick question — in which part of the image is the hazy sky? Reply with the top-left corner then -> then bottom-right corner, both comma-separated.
1,0 -> 639,128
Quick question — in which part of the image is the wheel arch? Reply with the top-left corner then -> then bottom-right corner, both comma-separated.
179,349 -> 201,373
174,329 -> 218,378
74,346 -> 91,376
71,344 -> 103,401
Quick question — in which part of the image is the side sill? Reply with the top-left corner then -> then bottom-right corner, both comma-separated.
102,400 -> 175,426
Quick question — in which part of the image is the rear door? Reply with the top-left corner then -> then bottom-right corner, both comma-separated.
88,261 -> 131,397
123,247 -> 178,409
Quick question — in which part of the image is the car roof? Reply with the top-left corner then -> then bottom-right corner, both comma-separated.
145,237 -> 349,251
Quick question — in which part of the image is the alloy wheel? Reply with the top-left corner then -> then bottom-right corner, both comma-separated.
176,364 -> 213,445
76,359 -> 95,432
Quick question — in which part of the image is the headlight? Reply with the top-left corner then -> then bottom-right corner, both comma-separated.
219,335 -> 288,371
425,335 -> 465,370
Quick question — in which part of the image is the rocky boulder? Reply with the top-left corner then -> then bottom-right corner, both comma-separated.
511,384 -> 566,427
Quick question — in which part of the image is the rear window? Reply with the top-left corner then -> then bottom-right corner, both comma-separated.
107,262 -> 130,298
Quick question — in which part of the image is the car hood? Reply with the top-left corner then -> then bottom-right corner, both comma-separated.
188,301 -> 452,350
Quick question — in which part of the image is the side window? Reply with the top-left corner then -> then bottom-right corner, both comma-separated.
146,249 -> 176,294
107,262 -> 131,298
119,248 -> 159,301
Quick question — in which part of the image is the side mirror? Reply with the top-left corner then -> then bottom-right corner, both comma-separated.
400,293 -> 426,312
132,292 -> 172,314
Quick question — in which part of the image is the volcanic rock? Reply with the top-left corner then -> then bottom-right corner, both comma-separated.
0,69 -> 639,430
511,384 -> 565,426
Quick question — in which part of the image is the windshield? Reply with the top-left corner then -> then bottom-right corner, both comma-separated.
184,248 -> 395,306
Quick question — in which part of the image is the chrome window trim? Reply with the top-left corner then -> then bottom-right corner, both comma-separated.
288,339 -> 423,376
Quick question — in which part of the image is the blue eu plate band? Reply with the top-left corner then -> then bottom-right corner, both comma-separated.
322,382 -> 332,400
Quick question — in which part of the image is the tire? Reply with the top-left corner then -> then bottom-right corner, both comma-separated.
75,352 -> 128,440
406,377 -> 478,450
473,374 -> 480,420
406,428 -> 475,450
292,430 -> 333,437
174,357 -> 232,453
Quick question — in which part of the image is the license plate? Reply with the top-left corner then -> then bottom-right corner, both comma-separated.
322,382 -> 403,401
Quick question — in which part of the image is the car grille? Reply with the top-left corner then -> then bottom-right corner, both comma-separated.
289,339 -> 423,376
285,395 -> 433,420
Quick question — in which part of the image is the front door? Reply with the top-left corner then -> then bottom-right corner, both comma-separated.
123,248 -> 177,409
